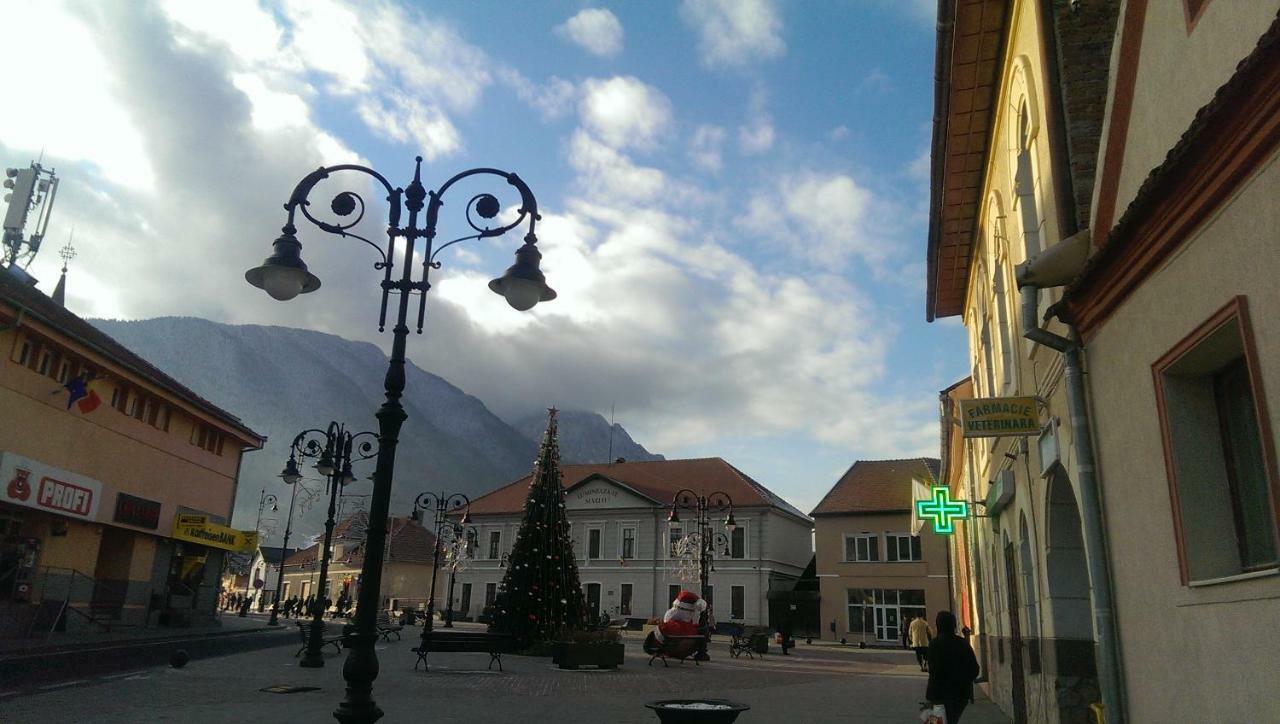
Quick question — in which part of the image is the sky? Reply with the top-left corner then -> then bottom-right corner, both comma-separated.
2,0 -> 967,515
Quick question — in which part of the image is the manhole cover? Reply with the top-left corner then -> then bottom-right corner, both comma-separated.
260,685 -> 321,694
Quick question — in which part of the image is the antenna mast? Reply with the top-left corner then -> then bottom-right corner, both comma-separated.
2,160 -> 60,274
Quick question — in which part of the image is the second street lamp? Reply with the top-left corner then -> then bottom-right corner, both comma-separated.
241,489 -> 278,616
286,422 -> 378,668
247,156 -> 555,724
441,523 -> 476,628
266,466 -> 304,627
667,489 -> 736,662
411,491 -> 470,634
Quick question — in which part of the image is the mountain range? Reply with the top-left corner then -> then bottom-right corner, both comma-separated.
89,317 -> 661,537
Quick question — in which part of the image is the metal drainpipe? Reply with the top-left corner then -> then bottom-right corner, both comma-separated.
1018,284 -> 1125,723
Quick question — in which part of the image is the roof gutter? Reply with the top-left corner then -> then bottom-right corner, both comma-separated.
925,0 -> 956,322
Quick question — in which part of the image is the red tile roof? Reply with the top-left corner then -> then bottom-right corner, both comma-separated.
810,458 -> 941,516
464,457 -> 809,521
281,514 -> 437,568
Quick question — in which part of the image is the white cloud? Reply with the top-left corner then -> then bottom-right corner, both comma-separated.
744,173 -> 890,268
567,131 -> 667,203
500,70 -> 577,121
555,8 -> 624,57
356,96 -> 462,160
689,125 -> 727,172
738,119 -> 775,154
578,77 -> 674,151
679,0 -> 785,69
829,125 -> 850,141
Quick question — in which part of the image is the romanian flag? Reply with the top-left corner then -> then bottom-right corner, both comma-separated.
62,374 -> 105,413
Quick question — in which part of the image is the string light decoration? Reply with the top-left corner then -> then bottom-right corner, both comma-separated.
488,408 -> 587,646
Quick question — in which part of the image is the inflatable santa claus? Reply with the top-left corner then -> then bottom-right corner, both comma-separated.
656,590 -> 705,641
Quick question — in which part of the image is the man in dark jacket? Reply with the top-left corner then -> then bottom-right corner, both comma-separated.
926,610 -> 980,723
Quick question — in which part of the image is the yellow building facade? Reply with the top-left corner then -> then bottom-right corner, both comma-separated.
1,271 -> 263,633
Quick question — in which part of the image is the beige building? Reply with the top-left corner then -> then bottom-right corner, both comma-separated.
928,1 -> 1280,722
811,459 -> 948,645
1,268 -> 263,634
279,512 -> 443,615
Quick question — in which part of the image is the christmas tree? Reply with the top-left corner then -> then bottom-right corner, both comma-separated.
489,408 -> 587,647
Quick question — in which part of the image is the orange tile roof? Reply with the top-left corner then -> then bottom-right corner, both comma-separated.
464,457 -> 809,520
810,458 -> 941,516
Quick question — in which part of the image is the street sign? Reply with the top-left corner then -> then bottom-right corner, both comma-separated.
915,487 -> 969,535
959,397 -> 1039,438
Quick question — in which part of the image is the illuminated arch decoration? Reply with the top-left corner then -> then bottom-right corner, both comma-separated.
915,487 -> 969,535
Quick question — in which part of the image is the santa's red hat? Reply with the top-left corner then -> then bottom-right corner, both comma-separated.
673,590 -> 705,612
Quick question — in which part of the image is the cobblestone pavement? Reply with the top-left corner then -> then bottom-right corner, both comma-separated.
0,632 -> 1010,723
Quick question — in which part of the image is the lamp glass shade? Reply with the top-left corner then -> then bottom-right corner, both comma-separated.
341,463 -> 357,486
498,277 -> 541,311
280,458 -> 302,484
667,508 -> 680,523
261,266 -> 308,301
459,510 -> 471,526
245,231 -> 320,301
315,453 -> 335,477
724,511 -> 737,532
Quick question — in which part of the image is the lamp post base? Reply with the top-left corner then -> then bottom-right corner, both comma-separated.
333,631 -> 384,724
299,619 -> 327,668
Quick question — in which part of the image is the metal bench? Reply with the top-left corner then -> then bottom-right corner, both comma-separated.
642,633 -> 705,667
412,630 -> 516,672
295,620 -> 344,657
376,611 -> 404,641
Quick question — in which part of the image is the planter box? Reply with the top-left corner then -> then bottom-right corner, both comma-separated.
645,699 -> 750,724
555,641 -> 624,669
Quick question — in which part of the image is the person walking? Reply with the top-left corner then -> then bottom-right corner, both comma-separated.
925,610 -> 980,723
909,614 -> 933,671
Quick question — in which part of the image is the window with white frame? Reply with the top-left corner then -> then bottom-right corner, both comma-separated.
587,527 -> 602,559
620,583 -> 633,616
731,585 -> 745,620
620,526 -> 636,559
730,525 -> 746,559
487,530 -> 501,560
668,524 -> 683,557
844,534 -> 879,562
885,533 -> 922,562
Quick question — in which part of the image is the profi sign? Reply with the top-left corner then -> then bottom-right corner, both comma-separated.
1,451 -> 103,521
959,397 -> 1040,438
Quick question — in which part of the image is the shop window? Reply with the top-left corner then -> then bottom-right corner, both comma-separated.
846,588 -> 873,633
731,585 -> 745,620
1155,297 -> 1280,583
620,583 -> 633,616
843,534 -> 879,562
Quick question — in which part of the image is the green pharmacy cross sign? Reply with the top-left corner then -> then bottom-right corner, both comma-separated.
916,487 -> 969,535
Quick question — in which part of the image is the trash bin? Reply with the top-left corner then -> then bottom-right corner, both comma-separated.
750,633 -> 769,654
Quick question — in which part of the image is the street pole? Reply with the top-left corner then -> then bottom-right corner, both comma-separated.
268,475 -> 302,626
414,492 -> 470,636
241,488 -> 276,616
667,490 -> 735,663
248,157 -> 555,724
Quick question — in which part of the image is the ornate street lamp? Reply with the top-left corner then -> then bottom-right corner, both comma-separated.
285,423 -> 378,668
411,491 -> 470,635
266,464 -> 305,627
667,489 -> 735,662
240,489 -> 278,616
441,524 -> 476,628
246,157 -> 553,724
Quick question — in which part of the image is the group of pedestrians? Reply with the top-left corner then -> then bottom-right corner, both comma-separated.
219,591 -> 254,613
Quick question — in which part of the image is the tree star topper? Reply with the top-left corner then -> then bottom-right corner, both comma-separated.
915,486 -> 969,535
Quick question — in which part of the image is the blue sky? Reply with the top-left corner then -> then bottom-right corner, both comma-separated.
3,0 -> 966,513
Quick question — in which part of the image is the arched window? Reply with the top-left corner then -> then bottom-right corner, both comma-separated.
988,196 -> 1016,391
1014,100 -> 1042,262
1018,512 -> 1039,640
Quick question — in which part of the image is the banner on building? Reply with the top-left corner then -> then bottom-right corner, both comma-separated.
1,451 -> 103,521
910,478 -> 932,536
172,514 -> 258,552
959,397 -> 1039,438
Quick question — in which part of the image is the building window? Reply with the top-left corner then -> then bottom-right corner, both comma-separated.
16,339 -> 32,366
846,588 -> 872,633
1155,298 -> 1280,582
37,349 -> 52,376
158,405 -> 171,431
885,534 -> 922,562
730,526 -> 746,559
461,583 -> 472,613
587,527 -> 602,559
844,534 -> 879,562
56,359 -> 71,384
668,524 -> 683,557
487,530 -> 501,560
620,583 -> 633,616
668,584 -> 680,606
731,585 -> 745,620
620,526 -> 636,559
484,582 -> 497,607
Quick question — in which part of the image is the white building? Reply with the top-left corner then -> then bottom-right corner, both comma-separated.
246,545 -> 295,610
451,458 -> 812,627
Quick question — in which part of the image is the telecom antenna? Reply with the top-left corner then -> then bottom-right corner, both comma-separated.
2,160 -> 60,277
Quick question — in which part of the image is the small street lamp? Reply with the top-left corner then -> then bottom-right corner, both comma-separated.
240,489 -> 278,616
247,157 -> 553,724
441,523 -> 476,628
285,423 -> 378,668
667,489 -> 736,662
411,491 -> 470,634
266,460 -> 311,626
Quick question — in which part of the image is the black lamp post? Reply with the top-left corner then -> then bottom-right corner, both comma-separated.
266,470 -> 304,627
285,423 -> 378,668
241,489 -> 278,616
441,523 -> 476,628
411,491 -> 470,634
667,489 -> 736,662
246,157 -> 553,724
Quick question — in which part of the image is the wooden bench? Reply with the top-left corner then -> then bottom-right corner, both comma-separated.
642,633 -> 705,667
376,611 -> 404,641
412,630 -> 515,672
295,620 -> 344,657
